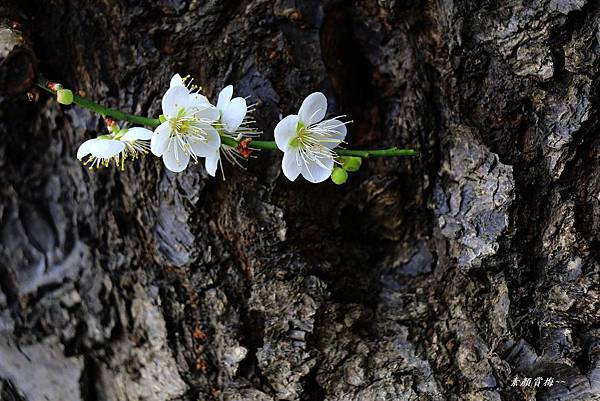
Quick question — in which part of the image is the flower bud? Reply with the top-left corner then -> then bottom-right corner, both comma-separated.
342,156 -> 362,172
331,167 -> 348,185
56,89 -> 73,105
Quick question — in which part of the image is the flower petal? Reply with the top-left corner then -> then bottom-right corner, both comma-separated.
121,127 -> 153,142
274,115 -> 299,151
162,85 -> 190,117
281,148 -> 302,181
188,123 -> 221,157
190,93 -> 211,108
151,122 -> 171,156
298,92 -> 327,125
77,138 -> 97,160
170,74 -> 184,88
162,140 -> 190,173
205,149 -> 220,177
222,97 -> 247,133
217,85 -> 233,112
314,118 -> 346,149
301,157 -> 334,183
193,103 -> 219,122
87,139 -> 125,158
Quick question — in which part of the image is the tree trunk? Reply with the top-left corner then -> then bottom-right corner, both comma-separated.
1,1 -> 599,400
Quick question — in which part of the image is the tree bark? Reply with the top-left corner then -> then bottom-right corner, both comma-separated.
1,1 -> 599,400
0,0 -> 37,97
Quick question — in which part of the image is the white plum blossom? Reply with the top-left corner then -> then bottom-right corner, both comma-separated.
151,75 -> 220,173
274,92 -> 347,183
77,136 -> 124,168
205,85 -> 251,177
77,127 -> 153,169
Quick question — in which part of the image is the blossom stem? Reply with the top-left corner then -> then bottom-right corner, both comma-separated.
37,77 -> 417,158
36,77 -> 161,128
334,148 -> 418,158
228,137 -> 417,157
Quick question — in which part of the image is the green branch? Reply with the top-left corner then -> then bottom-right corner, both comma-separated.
334,148 -> 417,157
36,78 -> 161,128
36,77 -> 417,158
234,138 -> 417,158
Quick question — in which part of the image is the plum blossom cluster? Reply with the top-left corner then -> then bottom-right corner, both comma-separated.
77,75 -> 248,176
74,74 -> 353,183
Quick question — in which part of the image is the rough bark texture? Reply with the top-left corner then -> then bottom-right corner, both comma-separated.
0,0 -> 37,96
1,1 -> 599,400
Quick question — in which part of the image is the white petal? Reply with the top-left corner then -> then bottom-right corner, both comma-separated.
298,92 -> 327,125
281,148 -> 302,181
217,85 -> 233,112
121,127 -> 153,142
151,122 -> 171,156
205,149 -> 220,177
87,139 -> 125,158
190,93 -> 211,108
222,97 -> 247,133
274,115 -> 299,151
193,103 -> 219,122
188,123 -> 221,157
163,140 -> 190,173
301,157 -> 334,183
162,85 -> 190,117
77,138 -> 97,159
314,118 -> 346,149
170,74 -> 184,88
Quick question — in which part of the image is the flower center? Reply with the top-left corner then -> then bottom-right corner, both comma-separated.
290,122 -> 339,165
167,107 -> 214,164
169,108 -> 207,140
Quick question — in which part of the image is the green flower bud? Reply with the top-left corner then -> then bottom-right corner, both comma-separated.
331,167 -> 348,185
159,114 -> 167,123
342,156 -> 362,172
56,89 -> 73,105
